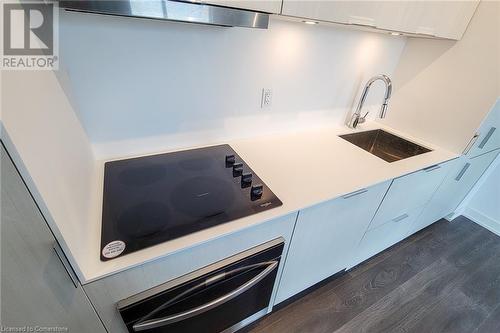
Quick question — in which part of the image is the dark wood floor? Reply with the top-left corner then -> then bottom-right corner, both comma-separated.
242,216 -> 500,333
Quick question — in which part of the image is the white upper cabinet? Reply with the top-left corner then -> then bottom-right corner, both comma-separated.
281,1 -> 381,28
395,0 -> 480,39
202,0 -> 282,13
281,0 -> 480,40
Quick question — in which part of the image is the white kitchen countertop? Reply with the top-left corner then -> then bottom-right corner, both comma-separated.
74,122 -> 459,283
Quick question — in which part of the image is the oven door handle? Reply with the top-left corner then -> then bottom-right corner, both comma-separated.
133,260 -> 279,331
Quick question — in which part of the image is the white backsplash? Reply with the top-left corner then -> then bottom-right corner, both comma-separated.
59,12 -> 406,159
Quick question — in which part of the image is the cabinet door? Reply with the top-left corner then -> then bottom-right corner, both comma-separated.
281,0 -> 478,40
1,146 -> 106,333
433,0 -> 479,40
282,0 -> 380,28
275,180 -> 391,304
393,1 -> 478,39
366,0 -> 477,38
412,150 -> 500,234
468,99 -> 500,158
282,0 -> 409,31
368,161 -> 453,230
202,0 -> 282,13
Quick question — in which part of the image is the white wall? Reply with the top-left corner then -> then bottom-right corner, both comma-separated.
464,153 -> 500,236
58,12 -> 406,158
378,0 -> 500,154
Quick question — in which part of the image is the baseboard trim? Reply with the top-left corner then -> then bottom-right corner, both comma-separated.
444,212 -> 457,222
463,208 -> 500,237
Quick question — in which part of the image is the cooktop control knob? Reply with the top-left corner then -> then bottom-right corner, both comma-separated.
251,184 -> 263,200
241,173 -> 252,187
233,163 -> 243,176
225,154 -> 235,167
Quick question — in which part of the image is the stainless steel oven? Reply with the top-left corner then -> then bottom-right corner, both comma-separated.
117,238 -> 285,333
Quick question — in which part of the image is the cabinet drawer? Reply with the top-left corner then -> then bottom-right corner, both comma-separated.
369,161 -> 453,230
351,206 -> 421,268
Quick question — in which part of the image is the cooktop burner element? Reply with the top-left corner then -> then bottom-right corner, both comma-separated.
170,176 -> 235,218
100,144 -> 282,261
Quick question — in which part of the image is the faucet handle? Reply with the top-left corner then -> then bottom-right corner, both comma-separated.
357,111 -> 369,124
348,111 -> 368,129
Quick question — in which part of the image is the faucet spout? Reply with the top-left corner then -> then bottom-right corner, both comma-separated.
347,74 -> 392,128
380,102 -> 389,119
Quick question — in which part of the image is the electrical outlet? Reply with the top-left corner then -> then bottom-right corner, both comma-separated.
261,89 -> 272,108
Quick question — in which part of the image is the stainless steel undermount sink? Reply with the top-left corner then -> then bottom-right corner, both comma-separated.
339,129 -> 432,163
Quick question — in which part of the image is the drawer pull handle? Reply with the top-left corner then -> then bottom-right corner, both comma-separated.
342,188 -> 368,199
54,243 -> 78,288
348,16 -> 376,28
423,165 -> 441,172
349,22 -> 377,28
416,32 -> 437,38
393,214 -> 409,222
455,163 -> 471,181
478,127 -> 496,149
415,27 -> 436,37
133,260 -> 278,331
463,133 -> 479,155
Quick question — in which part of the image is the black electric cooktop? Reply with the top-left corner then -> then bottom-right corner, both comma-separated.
100,144 -> 282,261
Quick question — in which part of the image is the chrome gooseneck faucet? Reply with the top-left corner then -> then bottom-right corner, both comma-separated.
347,74 -> 392,129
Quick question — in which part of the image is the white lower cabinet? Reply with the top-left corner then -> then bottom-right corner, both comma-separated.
467,98 -> 500,158
368,160 -> 454,230
348,160 -> 454,268
275,180 -> 391,304
411,149 -> 500,234
350,206 -> 422,267
1,147 -> 106,333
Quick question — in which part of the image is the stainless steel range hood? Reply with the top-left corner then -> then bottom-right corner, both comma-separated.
59,0 -> 269,29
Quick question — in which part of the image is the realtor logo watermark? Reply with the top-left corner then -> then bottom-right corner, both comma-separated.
1,1 -> 59,70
